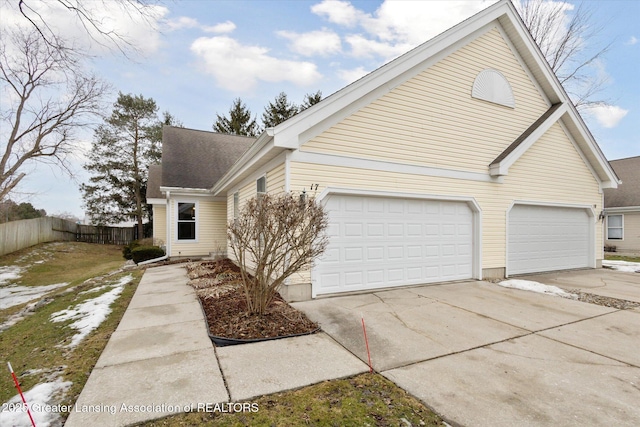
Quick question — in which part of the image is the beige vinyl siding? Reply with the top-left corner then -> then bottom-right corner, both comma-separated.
169,198 -> 227,257
606,212 -> 640,252
267,163 -> 285,194
290,121 -> 602,272
301,28 -> 550,173
152,205 -> 166,245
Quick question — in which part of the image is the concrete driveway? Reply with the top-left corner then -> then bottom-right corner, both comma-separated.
292,270 -> 640,426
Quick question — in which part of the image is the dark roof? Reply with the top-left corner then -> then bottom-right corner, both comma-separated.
161,126 -> 255,190
147,164 -> 163,199
604,156 -> 640,208
490,103 -> 562,166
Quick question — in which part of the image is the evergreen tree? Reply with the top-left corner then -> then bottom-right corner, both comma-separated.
213,98 -> 259,136
300,91 -> 323,112
262,92 -> 298,128
81,93 -> 169,237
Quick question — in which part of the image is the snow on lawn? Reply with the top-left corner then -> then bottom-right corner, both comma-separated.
0,378 -> 71,427
0,265 -> 22,286
50,275 -> 133,348
603,260 -> 640,273
498,279 -> 576,299
0,282 -> 69,310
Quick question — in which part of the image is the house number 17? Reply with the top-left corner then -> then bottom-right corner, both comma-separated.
310,184 -> 319,191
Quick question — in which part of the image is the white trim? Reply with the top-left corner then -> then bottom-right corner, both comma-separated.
605,214 -> 624,241
225,152 -> 287,197
147,198 -> 166,205
604,206 -> 640,213
505,201 -> 596,277
292,151 -> 503,184
165,190 -> 171,257
490,103 -> 568,176
311,187 -> 482,298
284,152 -> 291,192
174,199 -> 199,243
160,186 -> 210,194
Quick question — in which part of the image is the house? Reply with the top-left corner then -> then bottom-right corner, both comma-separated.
604,156 -> 640,254
147,0 -> 618,301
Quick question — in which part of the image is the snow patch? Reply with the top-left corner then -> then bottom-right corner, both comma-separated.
0,378 -> 72,427
603,260 -> 640,273
498,279 -> 576,299
0,265 -> 22,286
0,283 -> 68,310
50,275 -> 133,348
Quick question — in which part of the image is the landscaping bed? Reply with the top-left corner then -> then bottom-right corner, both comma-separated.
185,259 -> 318,341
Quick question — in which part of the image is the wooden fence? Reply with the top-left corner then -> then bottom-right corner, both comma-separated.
0,217 -> 137,257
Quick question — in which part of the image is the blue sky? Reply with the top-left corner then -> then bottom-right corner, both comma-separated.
2,0 -> 638,218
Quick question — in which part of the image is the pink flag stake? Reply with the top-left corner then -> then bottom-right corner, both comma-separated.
7,362 -> 37,427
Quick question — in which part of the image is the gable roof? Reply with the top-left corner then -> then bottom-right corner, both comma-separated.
212,0 -> 618,195
604,156 -> 640,208
161,126 -> 254,191
147,164 -> 163,199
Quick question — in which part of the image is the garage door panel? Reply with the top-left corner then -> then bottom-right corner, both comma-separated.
508,205 -> 590,275
315,195 -> 474,295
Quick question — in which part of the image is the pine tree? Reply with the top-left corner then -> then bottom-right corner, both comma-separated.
262,92 -> 298,128
81,93 -> 169,237
300,91 -> 322,112
213,98 -> 260,136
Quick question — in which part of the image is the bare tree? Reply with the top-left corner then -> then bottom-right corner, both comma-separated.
14,0 -> 162,56
517,0 -> 610,109
228,193 -> 329,315
0,29 -> 108,202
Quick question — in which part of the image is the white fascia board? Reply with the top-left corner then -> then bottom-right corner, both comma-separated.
604,206 -> 640,214
159,186 -> 210,195
147,198 -> 166,205
270,1 -> 513,150
211,137 -> 287,196
491,103 -> 568,176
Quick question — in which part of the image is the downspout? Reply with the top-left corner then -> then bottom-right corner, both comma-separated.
165,190 -> 171,258
137,254 -> 168,266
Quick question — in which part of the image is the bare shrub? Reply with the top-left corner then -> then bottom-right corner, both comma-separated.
228,193 -> 328,315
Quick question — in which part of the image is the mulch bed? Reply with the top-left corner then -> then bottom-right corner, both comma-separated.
186,259 -> 318,340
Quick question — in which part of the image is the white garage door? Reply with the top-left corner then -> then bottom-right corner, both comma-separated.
314,195 -> 474,295
508,204 -> 591,275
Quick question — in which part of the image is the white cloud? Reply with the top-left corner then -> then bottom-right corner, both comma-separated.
337,66 -> 370,84
0,0 -> 168,55
277,28 -> 342,56
204,20 -> 237,34
166,16 -> 200,30
311,0 -> 365,27
626,36 -> 638,46
190,36 -> 323,92
586,104 -> 629,128
312,0 -> 495,60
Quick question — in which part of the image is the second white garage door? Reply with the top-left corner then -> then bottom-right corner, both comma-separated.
508,204 -> 592,275
314,195 -> 474,295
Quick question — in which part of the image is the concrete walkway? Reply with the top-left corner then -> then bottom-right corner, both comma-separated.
65,264 -> 366,426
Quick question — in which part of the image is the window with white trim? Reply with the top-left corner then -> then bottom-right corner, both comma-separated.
607,214 -> 623,240
177,202 -> 196,240
256,176 -> 266,195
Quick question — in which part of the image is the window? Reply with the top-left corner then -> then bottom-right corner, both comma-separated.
233,192 -> 239,221
256,176 -> 266,194
177,202 -> 196,240
607,214 -> 623,240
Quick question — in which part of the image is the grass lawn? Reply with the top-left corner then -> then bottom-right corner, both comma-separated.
604,254 -> 640,263
0,242 -> 141,422
137,373 -> 444,427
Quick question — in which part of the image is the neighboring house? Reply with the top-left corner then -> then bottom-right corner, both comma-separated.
604,156 -> 640,253
148,0 -> 618,301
